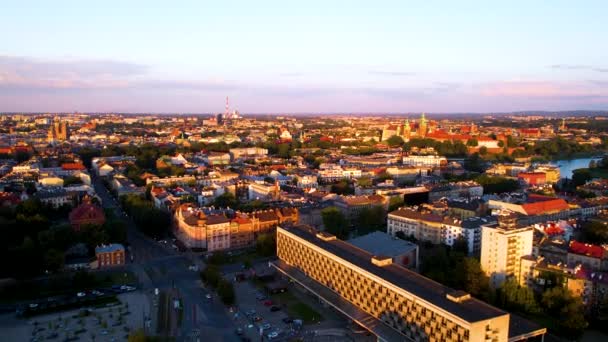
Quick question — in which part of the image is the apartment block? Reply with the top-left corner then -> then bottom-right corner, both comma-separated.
275,225 -> 545,342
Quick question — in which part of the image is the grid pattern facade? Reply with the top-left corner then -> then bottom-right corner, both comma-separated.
277,229 -> 506,342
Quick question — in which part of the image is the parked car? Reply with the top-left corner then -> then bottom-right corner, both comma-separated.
235,328 -> 243,336
282,317 -> 293,324
261,323 -> 272,331
263,300 -> 273,306
270,306 -> 281,312
252,315 -> 262,322
245,309 -> 256,316
76,292 -> 86,297
267,331 -> 279,339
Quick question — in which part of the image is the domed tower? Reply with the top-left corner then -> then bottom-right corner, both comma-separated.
418,113 -> 428,138
403,118 -> 411,141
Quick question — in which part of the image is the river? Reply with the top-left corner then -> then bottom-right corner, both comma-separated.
555,157 -> 603,179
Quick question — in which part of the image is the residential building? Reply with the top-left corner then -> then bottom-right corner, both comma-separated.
480,214 -> 534,288
248,181 -> 280,201
229,147 -> 268,160
334,194 -> 387,221
206,214 -> 231,252
296,174 -> 318,189
427,181 -> 483,201
95,244 -> 125,268
402,154 -> 447,167
36,187 -> 71,208
69,199 -> 106,230
518,172 -> 546,186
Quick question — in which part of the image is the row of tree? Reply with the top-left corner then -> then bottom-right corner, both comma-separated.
120,194 -> 171,238
0,199 -> 127,278
416,241 -> 588,338
200,266 -> 235,305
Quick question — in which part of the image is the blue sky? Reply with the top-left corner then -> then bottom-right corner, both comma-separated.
1,0 -> 607,113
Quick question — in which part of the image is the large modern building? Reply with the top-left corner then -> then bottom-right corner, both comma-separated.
274,225 -> 545,342
402,154 -> 447,167
480,214 -> 534,288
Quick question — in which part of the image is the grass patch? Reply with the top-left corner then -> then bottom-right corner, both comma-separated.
287,302 -> 323,324
271,291 -> 323,324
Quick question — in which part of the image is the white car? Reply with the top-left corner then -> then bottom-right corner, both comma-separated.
267,331 -> 279,339
76,292 -> 86,297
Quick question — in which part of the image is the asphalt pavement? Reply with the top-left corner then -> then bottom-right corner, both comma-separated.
92,175 -> 239,341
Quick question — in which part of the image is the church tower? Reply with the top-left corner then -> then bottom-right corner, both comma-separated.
418,113 -> 428,138
403,118 -> 411,141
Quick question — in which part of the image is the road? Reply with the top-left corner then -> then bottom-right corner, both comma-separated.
92,176 -> 239,341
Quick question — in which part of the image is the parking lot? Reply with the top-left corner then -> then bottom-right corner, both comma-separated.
232,279 -> 303,341
230,272 -> 372,342
0,292 -> 151,342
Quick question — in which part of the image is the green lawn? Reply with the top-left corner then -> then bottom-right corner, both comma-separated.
271,291 -> 323,324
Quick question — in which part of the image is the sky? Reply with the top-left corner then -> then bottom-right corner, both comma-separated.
1,0 -> 607,113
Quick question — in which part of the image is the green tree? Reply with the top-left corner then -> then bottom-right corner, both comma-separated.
356,177 -> 372,187
330,180 -> 354,195
217,279 -> 235,305
386,135 -> 404,147
44,249 -> 65,272
321,207 -> 349,239
453,257 -> 491,300
479,146 -> 488,155
356,206 -> 385,234
200,265 -> 221,288
475,174 -> 520,194
498,278 -> 540,314
572,169 -> 592,187
506,135 -> 517,147
256,233 -> 277,257
388,196 -> 404,212
213,192 -> 238,208
464,153 -> 484,173
541,286 -> 588,338
466,138 -> 478,147
277,143 -> 291,158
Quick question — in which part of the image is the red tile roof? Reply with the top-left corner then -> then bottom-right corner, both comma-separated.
61,163 -> 86,171
521,198 -> 569,215
569,240 -> 606,259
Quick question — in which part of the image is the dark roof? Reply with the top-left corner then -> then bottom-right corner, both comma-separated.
206,214 -> 230,225
281,225 -> 507,323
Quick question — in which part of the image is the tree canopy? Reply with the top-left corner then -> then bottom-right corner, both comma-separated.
321,207 -> 349,239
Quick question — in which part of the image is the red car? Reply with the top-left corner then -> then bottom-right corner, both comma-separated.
263,300 -> 273,306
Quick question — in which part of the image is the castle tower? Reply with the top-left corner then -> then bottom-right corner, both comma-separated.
403,118 -> 411,141
418,113 -> 428,138
470,122 -> 478,135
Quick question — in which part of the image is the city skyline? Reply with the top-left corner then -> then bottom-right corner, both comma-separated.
1,1 -> 607,113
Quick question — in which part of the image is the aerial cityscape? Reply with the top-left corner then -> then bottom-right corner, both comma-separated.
2,1 -> 608,342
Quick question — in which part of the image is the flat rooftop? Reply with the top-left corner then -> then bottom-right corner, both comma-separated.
281,226 -> 509,324
347,231 -> 417,257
